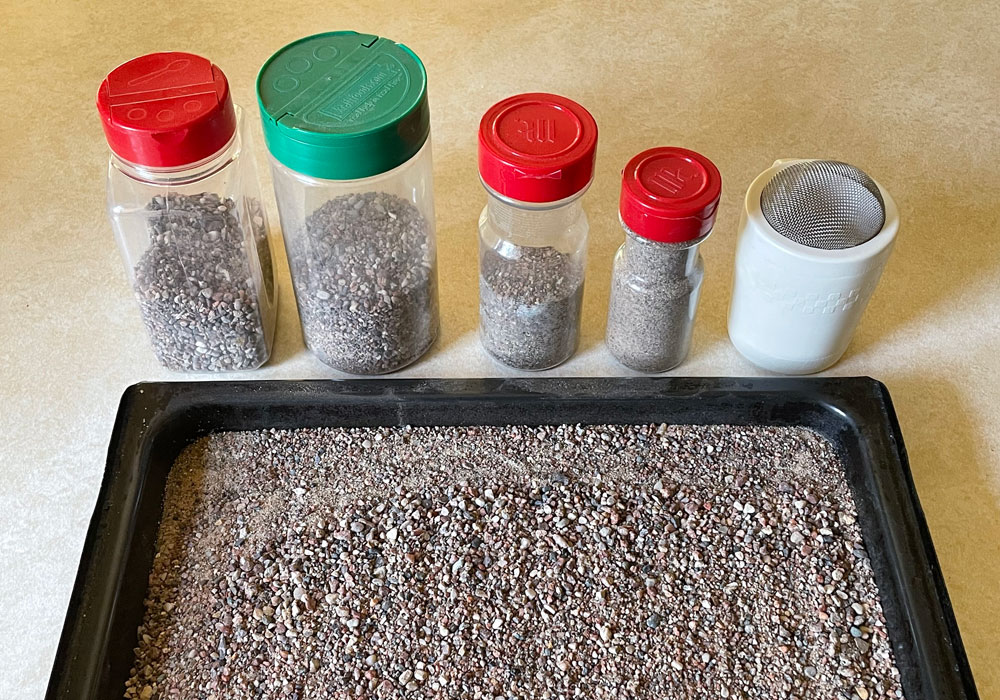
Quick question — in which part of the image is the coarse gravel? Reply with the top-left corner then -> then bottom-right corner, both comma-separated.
288,192 -> 438,375
125,423 -> 904,700
133,193 -> 273,372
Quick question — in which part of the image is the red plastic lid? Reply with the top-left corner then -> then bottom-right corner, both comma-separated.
619,147 -> 722,243
97,52 -> 237,168
478,93 -> 598,203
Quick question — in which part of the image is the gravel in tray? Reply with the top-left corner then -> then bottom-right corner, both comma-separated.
125,424 -> 904,700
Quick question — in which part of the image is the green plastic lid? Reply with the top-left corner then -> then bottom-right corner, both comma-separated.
256,32 -> 430,180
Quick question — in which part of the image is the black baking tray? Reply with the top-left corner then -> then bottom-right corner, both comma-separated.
46,377 -> 979,699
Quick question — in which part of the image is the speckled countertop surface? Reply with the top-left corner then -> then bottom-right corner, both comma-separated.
1,1 -> 997,698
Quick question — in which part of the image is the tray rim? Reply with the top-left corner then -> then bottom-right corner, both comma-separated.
45,376 -> 979,699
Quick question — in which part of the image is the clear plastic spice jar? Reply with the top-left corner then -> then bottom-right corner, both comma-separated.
606,147 -> 721,372
98,52 -> 276,372
477,93 -> 598,370
257,32 -> 438,375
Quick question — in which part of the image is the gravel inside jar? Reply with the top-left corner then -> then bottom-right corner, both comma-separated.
479,245 -> 584,369
606,230 -> 705,373
133,192 -> 271,372
287,192 -> 437,375
125,423 -> 905,700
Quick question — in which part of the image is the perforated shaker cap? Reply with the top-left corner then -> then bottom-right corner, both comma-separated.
619,147 -> 722,243
760,160 -> 886,250
97,52 -> 237,168
478,93 -> 598,203
257,32 -> 430,180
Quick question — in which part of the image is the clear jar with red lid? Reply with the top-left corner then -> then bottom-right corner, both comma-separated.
605,147 -> 722,372
477,93 -> 598,370
97,52 -> 276,372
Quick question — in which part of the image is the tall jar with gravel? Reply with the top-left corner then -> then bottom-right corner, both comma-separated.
257,32 -> 439,375
98,52 -> 277,372
477,93 -> 598,370
605,147 -> 722,372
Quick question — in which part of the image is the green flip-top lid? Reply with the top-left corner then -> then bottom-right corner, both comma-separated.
256,32 -> 430,180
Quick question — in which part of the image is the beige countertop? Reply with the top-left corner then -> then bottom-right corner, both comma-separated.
1,1 -> 997,697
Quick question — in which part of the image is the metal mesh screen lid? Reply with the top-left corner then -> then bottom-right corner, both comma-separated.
760,160 -> 886,250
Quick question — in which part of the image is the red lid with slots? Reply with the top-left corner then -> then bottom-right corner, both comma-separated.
97,52 -> 237,168
620,147 -> 722,243
478,93 -> 598,203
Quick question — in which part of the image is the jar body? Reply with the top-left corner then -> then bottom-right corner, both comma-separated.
606,227 -> 706,372
105,111 -> 276,372
269,138 -> 439,375
478,189 -> 588,370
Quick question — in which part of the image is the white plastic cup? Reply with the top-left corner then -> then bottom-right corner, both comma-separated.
728,159 -> 899,374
